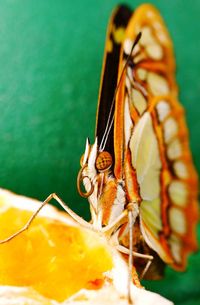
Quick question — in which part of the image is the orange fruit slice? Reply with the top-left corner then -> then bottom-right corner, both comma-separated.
0,189 -> 172,304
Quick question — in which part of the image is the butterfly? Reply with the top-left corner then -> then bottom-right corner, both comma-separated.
0,3 -> 198,296
77,3 -> 198,282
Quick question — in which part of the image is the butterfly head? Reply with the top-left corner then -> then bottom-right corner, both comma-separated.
77,137 -> 113,200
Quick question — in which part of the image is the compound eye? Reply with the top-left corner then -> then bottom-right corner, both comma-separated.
95,151 -> 112,172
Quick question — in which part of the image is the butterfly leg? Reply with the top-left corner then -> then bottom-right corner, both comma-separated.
101,210 -> 128,236
116,244 -> 154,280
140,258 -> 153,280
127,202 -> 154,280
128,209 -> 134,303
0,193 -> 93,244
127,202 -> 140,303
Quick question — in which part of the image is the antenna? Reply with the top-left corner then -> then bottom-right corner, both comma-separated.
99,32 -> 142,151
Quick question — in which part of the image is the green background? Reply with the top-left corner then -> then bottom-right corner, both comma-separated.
0,0 -> 199,304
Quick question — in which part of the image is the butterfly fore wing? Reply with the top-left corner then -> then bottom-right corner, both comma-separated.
116,4 -> 198,270
95,5 -> 132,156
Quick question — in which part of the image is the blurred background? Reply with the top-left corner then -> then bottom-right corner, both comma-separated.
0,0 -> 199,304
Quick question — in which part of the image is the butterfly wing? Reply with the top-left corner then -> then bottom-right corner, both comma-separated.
115,4 -> 198,270
96,5 -> 132,157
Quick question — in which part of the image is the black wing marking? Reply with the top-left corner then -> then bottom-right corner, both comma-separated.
96,5 -> 132,159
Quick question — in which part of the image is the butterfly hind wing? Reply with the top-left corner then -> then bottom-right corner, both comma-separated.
115,4 -> 198,271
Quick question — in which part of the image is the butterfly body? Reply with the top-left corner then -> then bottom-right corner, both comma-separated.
78,4 -> 198,279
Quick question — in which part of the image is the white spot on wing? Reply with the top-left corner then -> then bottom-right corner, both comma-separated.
147,72 -> 169,96
131,89 -> 147,115
167,138 -> 182,160
127,67 -> 133,82
163,118 -> 178,143
125,76 -> 131,92
156,100 -> 171,122
137,68 -> 147,81
173,161 -> 188,179
140,26 -> 155,46
146,43 -> 163,60
169,234 -> 182,263
124,39 -> 133,55
168,181 -> 188,207
169,207 -> 186,235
